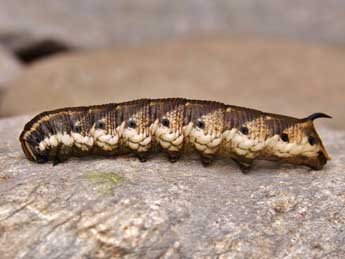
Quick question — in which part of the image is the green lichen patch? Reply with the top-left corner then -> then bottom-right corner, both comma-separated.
84,171 -> 124,194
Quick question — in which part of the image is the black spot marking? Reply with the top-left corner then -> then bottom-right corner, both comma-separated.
281,133 -> 289,142
128,120 -> 137,129
197,120 -> 205,129
95,121 -> 105,130
74,124 -> 82,133
162,118 -> 170,127
240,126 -> 249,135
308,136 -> 316,145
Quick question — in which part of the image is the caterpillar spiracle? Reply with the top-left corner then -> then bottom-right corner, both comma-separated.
19,98 -> 331,172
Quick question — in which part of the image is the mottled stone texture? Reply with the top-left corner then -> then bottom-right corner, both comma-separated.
1,116 -> 345,258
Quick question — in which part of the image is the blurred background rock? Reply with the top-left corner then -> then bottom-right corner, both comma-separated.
0,0 -> 344,128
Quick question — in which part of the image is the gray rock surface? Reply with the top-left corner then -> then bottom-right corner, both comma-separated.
1,116 -> 345,258
1,0 -> 345,50
1,37 -> 344,129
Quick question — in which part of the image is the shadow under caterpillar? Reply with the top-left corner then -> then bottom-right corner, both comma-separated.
19,98 -> 331,172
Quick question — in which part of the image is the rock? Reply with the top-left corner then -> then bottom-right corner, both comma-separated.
1,0 -> 345,49
0,46 -> 22,90
1,116 -> 345,258
1,37 -> 344,129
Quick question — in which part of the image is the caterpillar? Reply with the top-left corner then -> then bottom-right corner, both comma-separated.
19,98 -> 331,172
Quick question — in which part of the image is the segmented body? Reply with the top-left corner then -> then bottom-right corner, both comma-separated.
20,98 -> 331,172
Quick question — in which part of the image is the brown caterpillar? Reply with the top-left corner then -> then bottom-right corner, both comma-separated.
19,98 -> 331,172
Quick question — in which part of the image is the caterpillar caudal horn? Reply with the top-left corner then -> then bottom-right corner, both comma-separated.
19,98 -> 332,172
304,112 -> 332,121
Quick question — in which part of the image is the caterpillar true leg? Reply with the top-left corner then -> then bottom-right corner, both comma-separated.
167,151 -> 181,163
200,154 -> 214,167
136,151 -> 149,162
